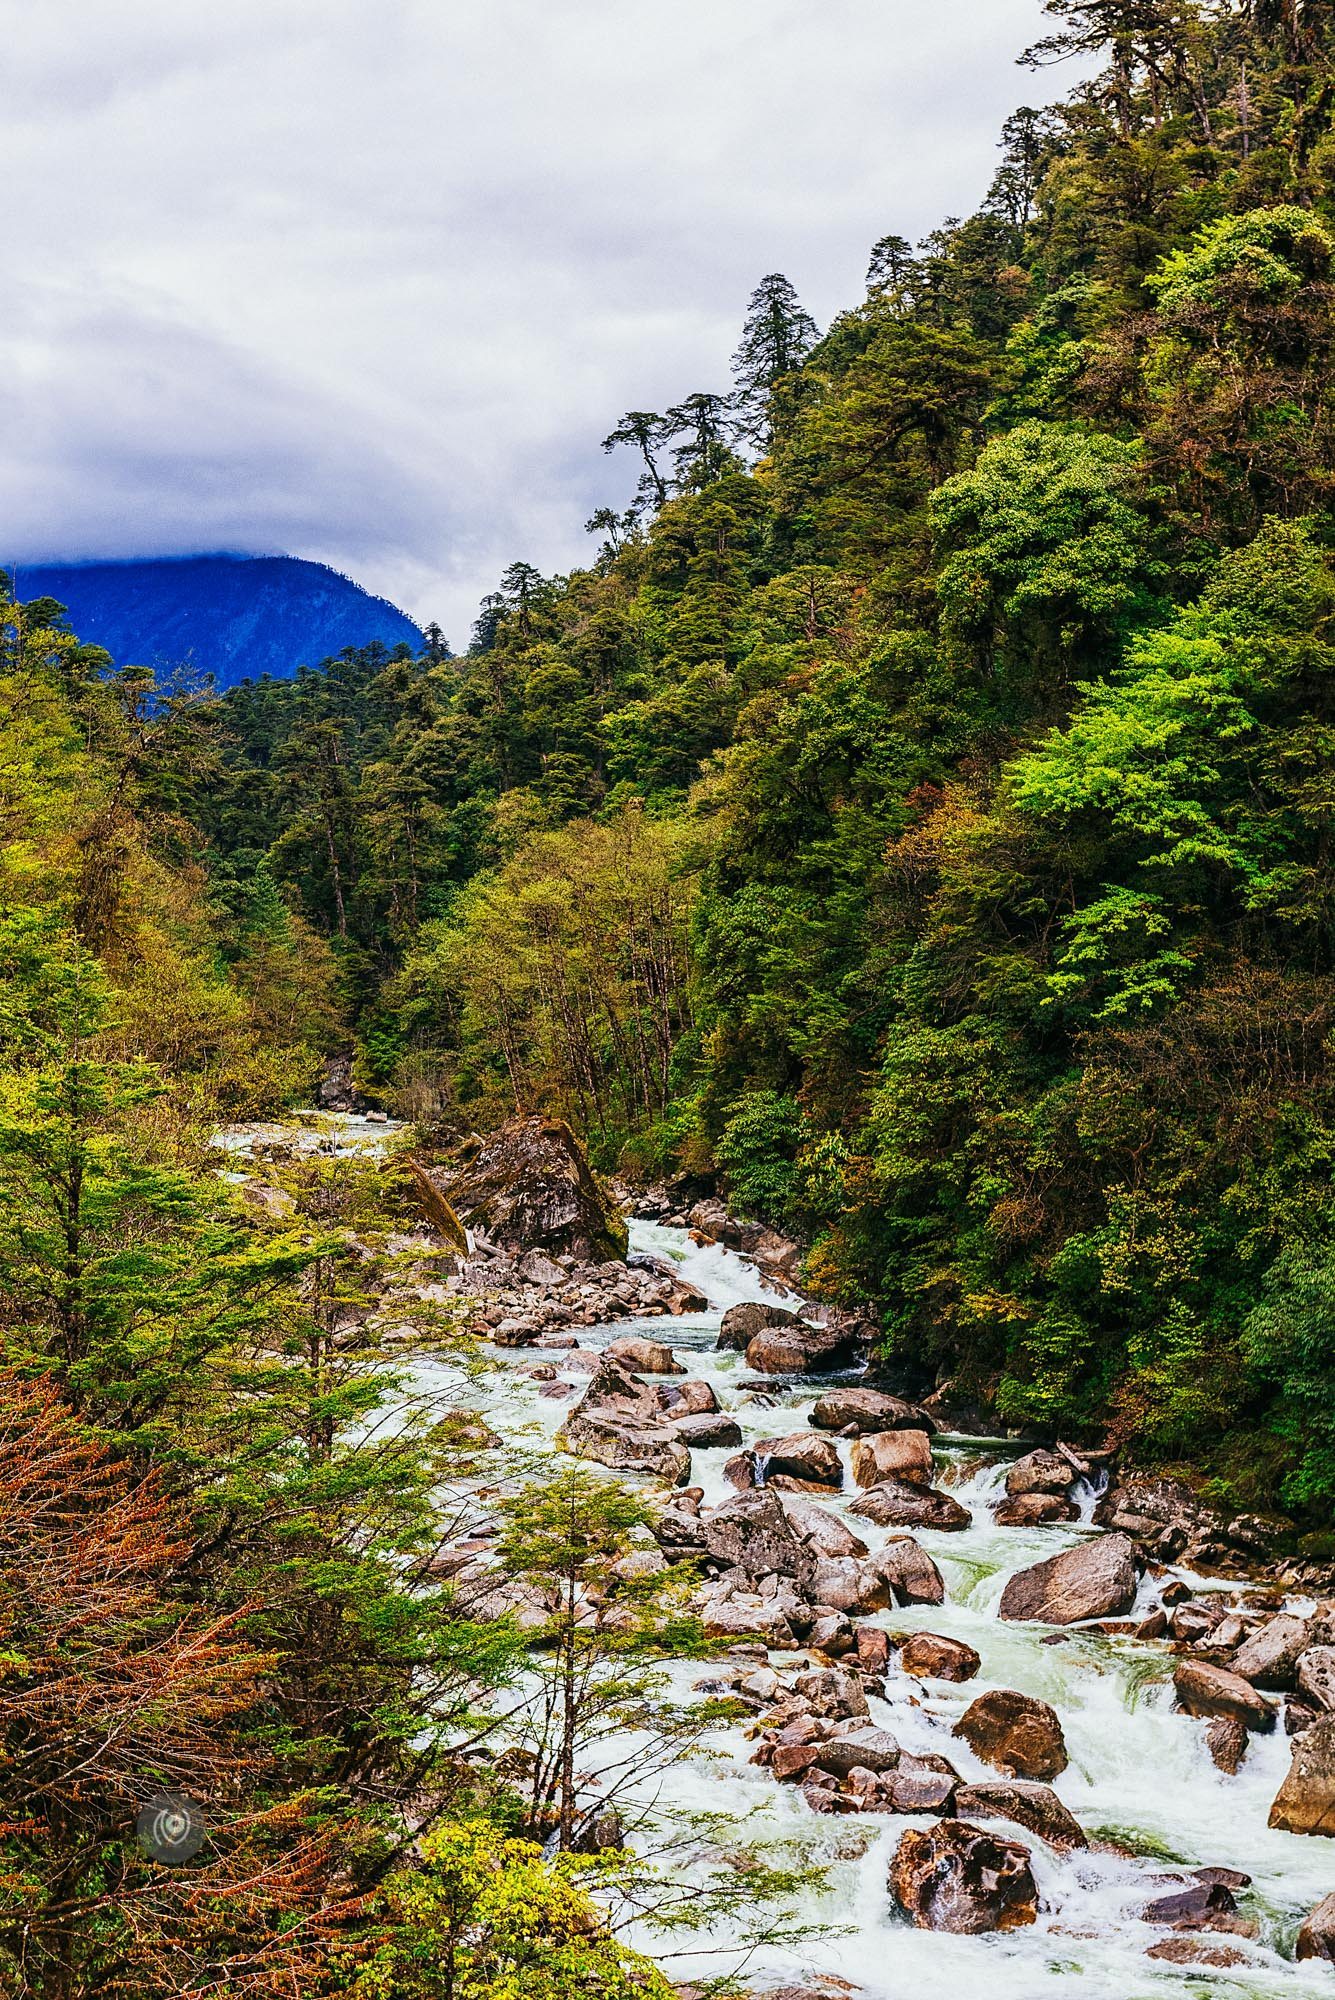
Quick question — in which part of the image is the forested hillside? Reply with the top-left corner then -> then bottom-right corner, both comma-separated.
12,0 -> 1335,1520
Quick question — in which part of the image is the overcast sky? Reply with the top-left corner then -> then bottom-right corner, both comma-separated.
1,0 -> 1060,646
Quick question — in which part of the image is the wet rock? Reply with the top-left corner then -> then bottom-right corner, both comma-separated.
869,1537 -> 946,1607
953,1689 -> 1068,1780
850,1479 -> 971,1531
855,1626 -> 891,1673
808,1611 -> 856,1656
809,1388 -> 936,1436
673,1411 -> 744,1449
889,1821 -> 1038,1933
772,1742 -> 823,1781
1205,1715 -> 1249,1775
794,1667 -> 870,1720
883,1768 -> 957,1812
1287,1700 -> 1320,1735
607,1336 -> 684,1375
700,1489 -> 815,1589
1173,1661 -> 1276,1732
1229,1613 -> 1309,1690
779,1494 -> 869,1560
698,1580 -> 807,1646
850,1429 -> 933,1489
1005,1449 -> 1076,1498
951,1780 -> 1087,1850
1145,1937 -> 1250,1968
808,1556 -> 891,1616
898,1632 -> 981,1683
1298,1645 -> 1335,1712
993,1493 -> 1078,1528
656,1379 -> 719,1417
725,1434 -> 844,1492
815,1727 -> 902,1778
1143,1881 -> 1238,1926
745,1325 -> 861,1375
1269,1712 -> 1335,1834
687,1196 -> 731,1241
558,1357 -> 691,1483
998,1533 -> 1140,1626
431,1115 -> 627,1261
1297,1891 -> 1335,1961
717,1300 -> 807,1351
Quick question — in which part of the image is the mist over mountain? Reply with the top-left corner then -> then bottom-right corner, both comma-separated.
14,554 -> 423,688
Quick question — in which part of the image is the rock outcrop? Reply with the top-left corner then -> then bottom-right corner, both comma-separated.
998,1533 -> 1140,1625
431,1115 -> 628,1262
954,1689 -> 1068,1780
889,1821 -> 1038,1933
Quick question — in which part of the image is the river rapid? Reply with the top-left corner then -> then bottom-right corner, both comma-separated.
218,1117 -> 1335,1996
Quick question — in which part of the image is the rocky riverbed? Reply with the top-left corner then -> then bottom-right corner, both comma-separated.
219,1112 -> 1335,1995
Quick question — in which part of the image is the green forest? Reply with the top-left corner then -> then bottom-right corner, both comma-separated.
4,0 -> 1335,1988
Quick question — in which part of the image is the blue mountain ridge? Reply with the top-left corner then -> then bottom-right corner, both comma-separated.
12,553 -> 423,690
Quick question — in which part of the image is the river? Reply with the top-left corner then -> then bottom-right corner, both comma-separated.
218,1116 -> 1335,1994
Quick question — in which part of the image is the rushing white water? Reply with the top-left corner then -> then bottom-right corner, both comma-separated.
213,1123 -> 1331,1993
459,1220 -> 1335,1997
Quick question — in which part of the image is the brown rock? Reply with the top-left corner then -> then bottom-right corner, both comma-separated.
716,1300 -> 806,1351
779,1494 -> 869,1559
1299,1645 -> 1335,1712
998,1533 -> 1140,1626
1146,1937 -> 1249,1968
994,1493 -> 1078,1527
1230,1613 -> 1309,1691
954,1689 -> 1068,1780
951,1780 -> 1087,1850
850,1429 -> 933,1489
899,1632 -> 981,1683
772,1743 -> 822,1782
1270,1712 -> 1335,1835
855,1626 -> 890,1673
850,1479 -> 971,1531
434,1115 -> 627,1261
1004,1449 -> 1075,1498
809,1388 -> 936,1435
810,1556 -> 892,1616
1297,1890 -> 1335,1961
672,1411 -> 744,1449
741,1433 -> 844,1490
883,1768 -> 957,1812
871,1537 -> 946,1607
1205,1715 -> 1249,1775
889,1821 -> 1038,1933
815,1727 -> 902,1778
1174,1661 -> 1276,1732
655,1378 -> 719,1416
745,1325 -> 860,1375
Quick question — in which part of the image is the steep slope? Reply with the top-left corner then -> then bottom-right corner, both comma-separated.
13,553 -> 422,687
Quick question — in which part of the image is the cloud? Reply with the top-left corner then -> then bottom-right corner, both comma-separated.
0,0 -> 1060,645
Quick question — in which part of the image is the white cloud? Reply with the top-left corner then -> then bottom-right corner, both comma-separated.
0,0 -> 1058,645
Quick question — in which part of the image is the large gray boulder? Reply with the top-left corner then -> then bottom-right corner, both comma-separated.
558,1356 -> 691,1483
700,1488 -> 815,1588
1230,1613 -> 1309,1690
889,1821 -> 1038,1933
716,1299 -> 806,1351
868,1535 -> 945,1606
998,1533 -> 1140,1625
850,1478 -> 971,1531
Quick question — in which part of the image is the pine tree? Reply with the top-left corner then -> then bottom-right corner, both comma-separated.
730,272 -> 819,448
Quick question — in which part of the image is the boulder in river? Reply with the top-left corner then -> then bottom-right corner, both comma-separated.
849,1429 -> 933,1488
606,1336 -> 684,1375
809,1388 -> 936,1435
700,1488 -> 815,1589
994,1492 -> 1078,1527
954,1689 -> 1068,1780
1230,1613 -> 1309,1690
431,1115 -> 628,1261
1298,1645 -> 1335,1712
998,1532 -> 1140,1625
745,1324 -> 861,1375
850,1478 -> 971,1531
779,1493 -> 869,1560
951,1780 -> 1087,1850
672,1411 -> 744,1449
815,1726 -> 903,1778
1205,1715 -> 1249,1775
889,1821 -> 1038,1933
1005,1448 -> 1078,1498
870,1536 -> 946,1607
716,1300 -> 807,1351
898,1632 -> 981,1683
1270,1712 -> 1335,1834
1173,1661 -> 1276,1732
1297,1891 -> 1335,1961
724,1433 -> 843,1492
558,1356 -> 691,1483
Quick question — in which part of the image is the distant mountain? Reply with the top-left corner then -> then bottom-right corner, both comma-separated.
13,554 -> 423,689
